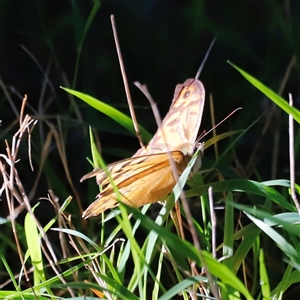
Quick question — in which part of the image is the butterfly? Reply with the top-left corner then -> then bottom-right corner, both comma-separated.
81,78 -> 205,218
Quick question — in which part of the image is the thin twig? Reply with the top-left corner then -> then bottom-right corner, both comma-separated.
134,81 -> 185,238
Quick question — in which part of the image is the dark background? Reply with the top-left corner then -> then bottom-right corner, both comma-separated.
0,1 -> 300,298
0,0 -> 299,218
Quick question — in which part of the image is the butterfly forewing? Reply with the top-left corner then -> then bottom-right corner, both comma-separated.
135,79 -> 205,156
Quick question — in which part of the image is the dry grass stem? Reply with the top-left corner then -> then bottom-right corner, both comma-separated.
288,93 -> 300,213
111,14 -> 144,148
208,186 -> 217,259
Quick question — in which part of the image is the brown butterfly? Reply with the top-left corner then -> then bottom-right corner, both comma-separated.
81,78 -> 205,218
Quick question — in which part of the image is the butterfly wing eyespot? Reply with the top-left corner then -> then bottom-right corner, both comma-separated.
183,91 -> 190,98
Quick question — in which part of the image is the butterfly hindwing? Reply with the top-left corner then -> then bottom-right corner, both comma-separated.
81,151 -> 190,218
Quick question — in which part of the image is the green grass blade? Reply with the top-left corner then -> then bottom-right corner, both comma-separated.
152,247 -> 164,300
0,250 -> 21,292
129,207 -> 254,299
204,130 -> 244,149
228,61 -> 300,123
246,213 -> 300,270
24,205 -> 47,286
259,249 -> 271,300
157,275 -> 207,300
51,228 -> 100,251
223,192 -> 234,269
186,179 -> 294,211
201,251 -> 254,300
271,268 -> 300,298
232,226 -> 261,274
89,273 -> 141,300
229,202 -> 299,237
61,87 -> 152,142
71,0 -> 101,88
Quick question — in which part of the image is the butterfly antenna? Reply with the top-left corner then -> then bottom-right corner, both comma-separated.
196,107 -> 242,143
110,15 -> 144,148
195,32 -> 220,80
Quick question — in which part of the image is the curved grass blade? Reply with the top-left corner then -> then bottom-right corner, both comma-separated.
61,87 -> 152,142
246,213 -> 300,270
186,179 -> 294,211
228,61 -> 300,123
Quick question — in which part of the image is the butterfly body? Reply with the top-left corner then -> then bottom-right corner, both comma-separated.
81,78 -> 205,218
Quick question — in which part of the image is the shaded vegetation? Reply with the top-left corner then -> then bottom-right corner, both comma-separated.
0,1 -> 299,299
